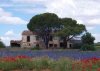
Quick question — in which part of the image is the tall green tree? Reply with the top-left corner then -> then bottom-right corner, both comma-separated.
81,32 -> 95,51
81,32 -> 95,45
27,13 -> 60,48
55,18 -> 86,48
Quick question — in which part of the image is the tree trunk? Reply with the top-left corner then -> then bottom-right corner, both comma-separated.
43,35 -> 49,49
63,37 -> 67,49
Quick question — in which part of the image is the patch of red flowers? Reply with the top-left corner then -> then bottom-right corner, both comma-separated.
97,68 -> 100,71
72,57 -> 100,71
0,55 -> 32,62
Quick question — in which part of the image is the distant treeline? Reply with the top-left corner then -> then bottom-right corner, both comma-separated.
95,42 -> 100,46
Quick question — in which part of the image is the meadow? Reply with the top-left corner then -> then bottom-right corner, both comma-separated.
0,49 -> 99,71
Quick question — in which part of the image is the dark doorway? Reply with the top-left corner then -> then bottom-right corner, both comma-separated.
69,44 -> 72,48
49,44 -> 53,47
60,43 -> 64,47
27,36 -> 30,42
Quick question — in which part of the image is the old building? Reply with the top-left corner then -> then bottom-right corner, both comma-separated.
10,30 -> 78,48
21,30 -> 38,48
10,40 -> 21,47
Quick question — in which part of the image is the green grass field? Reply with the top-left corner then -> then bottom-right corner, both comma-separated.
95,46 -> 100,50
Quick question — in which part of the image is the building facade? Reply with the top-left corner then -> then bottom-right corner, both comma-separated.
21,30 -> 38,48
11,30 -> 75,48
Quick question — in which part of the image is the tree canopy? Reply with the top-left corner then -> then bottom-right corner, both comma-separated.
81,32 -> 95,51
56,18 -> 86,38
55,18 -> 86,48
81,32 -> 95,45
27,12 -> 86,48
27,13 -> 60,48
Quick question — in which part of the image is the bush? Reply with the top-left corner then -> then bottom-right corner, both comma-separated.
81,32 -> 95,45
80,44 -> 96,51
0,41 -> 5,48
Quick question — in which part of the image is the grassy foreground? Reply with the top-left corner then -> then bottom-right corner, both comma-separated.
0,56 -> 100,71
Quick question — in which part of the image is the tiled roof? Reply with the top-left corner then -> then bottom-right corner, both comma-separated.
22,30 -> 36,35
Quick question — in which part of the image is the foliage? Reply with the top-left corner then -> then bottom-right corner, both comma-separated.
0,41 -> 5,48
27,13 -> 60,48
27,13 -> 86,49
55,18 -> 86,48
81,32 -> 95,45
56,18 -> 86,37
81,32 -> 96,51
80,44 -> 96,51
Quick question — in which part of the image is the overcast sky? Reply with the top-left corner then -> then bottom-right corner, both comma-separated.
0,0 -> 100,46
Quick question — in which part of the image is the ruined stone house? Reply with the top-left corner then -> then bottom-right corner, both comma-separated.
10,30 -> 78,48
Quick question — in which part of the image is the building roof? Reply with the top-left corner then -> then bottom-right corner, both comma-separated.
10,40 -> 21,44
69,39 -> 82,43
22,30 -> 36,35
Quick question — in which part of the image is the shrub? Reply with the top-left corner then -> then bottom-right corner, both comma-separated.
0,41 -> 5,48
80,44 -> 96,51
81,32 -> 96,51
81,32 -> 95,45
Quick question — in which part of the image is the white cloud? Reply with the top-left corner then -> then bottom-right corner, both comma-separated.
5,30 -> 14,36
77,19 -> 84,24
44,0 -> 100,27
0,8 -> 11,16
93,33 -> 100,43
0,8 -> 27,25
14,8 -> 45,14
0,16 -> 28,25
81,9 -> 99,16
1,36 -> 10,41
45,0 -> 76,18
86,27 -> 94,30
11,0 -> 46,3
88,19 -> 100,25
12,0 -> 36,3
